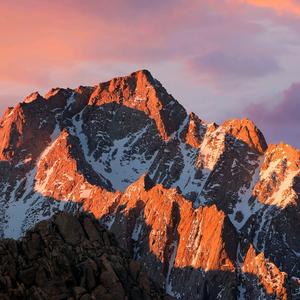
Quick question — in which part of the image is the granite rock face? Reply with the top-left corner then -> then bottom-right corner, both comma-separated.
0,212 -> 171,300
0,70 -> 299,299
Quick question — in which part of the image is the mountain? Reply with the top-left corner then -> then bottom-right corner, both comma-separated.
0,212 -> 171,300
0,70 -> 299,299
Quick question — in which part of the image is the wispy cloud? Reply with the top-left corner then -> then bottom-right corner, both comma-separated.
244,82 -> 300,147
244,0 -> 300,16
0,0 -> 287,85
187,50 -> 280,79
0,0 -> 300,147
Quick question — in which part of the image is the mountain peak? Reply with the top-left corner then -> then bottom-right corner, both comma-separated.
0,70 -> 299,300
88,70 -> 187,139
23,91 -> 43,103
222,117 -> 268,154
130,69 -> 154,80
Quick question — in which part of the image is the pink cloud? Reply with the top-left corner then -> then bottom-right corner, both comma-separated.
0,0 -> 285,86
244,82 -> 300,147
244,0 -> 300,16
0,0 -> 300,151
187,50 -> 280,79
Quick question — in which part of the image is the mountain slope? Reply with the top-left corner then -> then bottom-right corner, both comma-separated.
0,70 -> 299,299
0,212 -> 171,300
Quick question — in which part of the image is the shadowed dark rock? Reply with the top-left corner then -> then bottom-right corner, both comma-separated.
0,213 -> 171,300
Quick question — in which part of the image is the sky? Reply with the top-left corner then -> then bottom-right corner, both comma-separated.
0,0 -> 299,148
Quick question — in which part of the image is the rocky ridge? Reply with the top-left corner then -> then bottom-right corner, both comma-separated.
0,212 -> 171,300
0,70 -> 299,299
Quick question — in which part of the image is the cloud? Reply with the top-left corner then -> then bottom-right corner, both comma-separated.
187,50 -> 280,79
244,82 -> 300,148
0,0 -> 300,149
0,0 -> 286,87
244,0 -> 300,16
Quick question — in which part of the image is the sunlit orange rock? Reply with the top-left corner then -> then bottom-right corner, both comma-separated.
242,244 -> 289,300
88,70 -> 187,140
0,70 -> 298,299
222,118 -> 267,154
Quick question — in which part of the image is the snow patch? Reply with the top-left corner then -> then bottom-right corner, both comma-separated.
66,93 -> 76,111
73,113 -> 158,191
4,168 -> 37,238
171,143 -> 210,206
229,158 -> 264,231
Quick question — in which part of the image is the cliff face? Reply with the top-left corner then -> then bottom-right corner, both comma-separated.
0,70 -> 299,299
0,212 -> 171,300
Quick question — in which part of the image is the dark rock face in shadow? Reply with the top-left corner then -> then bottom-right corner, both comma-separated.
0,212 -> 172,300
1,212 -> 296,300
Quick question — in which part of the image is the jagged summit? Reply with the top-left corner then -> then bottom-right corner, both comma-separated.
15,70 -> 269,150
0,70 -> 299,299
221,118 -> 268,154
23,91 -> 43,103
88,69 -> 187,139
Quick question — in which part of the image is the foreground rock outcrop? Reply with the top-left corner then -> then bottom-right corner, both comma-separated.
0,212 -> 172,300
